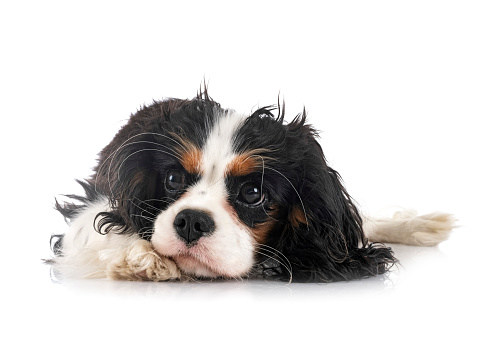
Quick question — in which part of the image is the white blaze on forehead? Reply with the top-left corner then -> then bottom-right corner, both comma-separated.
151,109 -> 255,278
201,109 -> 246,181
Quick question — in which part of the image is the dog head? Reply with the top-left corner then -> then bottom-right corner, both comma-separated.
90,91 -> 395,282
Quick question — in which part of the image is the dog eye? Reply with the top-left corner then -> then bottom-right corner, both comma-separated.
165,170 -> 187,191
238,182 -> 264,205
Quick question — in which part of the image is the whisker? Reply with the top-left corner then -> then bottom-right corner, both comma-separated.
255,155 -> 279,222
117,140 -> 183,159
127,199 -> 157,218
250,242 -> 293,283
122,140 -> 181,153
256,244 -> 293,277
130,214 -> 155,222
108,197 -> 175,207
161,195 -> 179,201
254,250 -> 293,284
138,227 -> 155,239
141,196 -> 178,203
256,243 -> 292,271
264,166 -> 308,228
96,132 -> 188,194
132,196 -> 162,213
143,198 -> 177,207
116,148 -> 181,183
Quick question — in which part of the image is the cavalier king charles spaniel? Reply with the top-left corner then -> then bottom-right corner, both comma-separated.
51,89 -> 455,282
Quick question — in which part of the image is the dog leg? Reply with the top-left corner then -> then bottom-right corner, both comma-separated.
55,198 -> 181,281
363,210 -> 457,246
103,239 -> 181,281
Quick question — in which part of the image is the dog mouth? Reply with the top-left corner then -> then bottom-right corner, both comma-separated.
154,243 -> 252,279
151,234 -> 224,278
172,253 -> 221,278
151,212 -> 256,279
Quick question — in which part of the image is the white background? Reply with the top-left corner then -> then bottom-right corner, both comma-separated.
1,1 -> 503,341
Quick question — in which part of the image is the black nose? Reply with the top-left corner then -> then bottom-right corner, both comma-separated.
174,209 -> 215,245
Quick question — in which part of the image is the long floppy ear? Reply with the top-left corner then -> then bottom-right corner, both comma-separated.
91,97 -> 218,239
92,133 -> 167,239
275,113 -> 397,282
90,100 -> 186,239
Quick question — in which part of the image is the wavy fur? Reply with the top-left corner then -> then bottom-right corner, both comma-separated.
51,89 -> 455,283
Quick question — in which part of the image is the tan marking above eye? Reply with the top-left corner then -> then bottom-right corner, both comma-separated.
226,154 -> 261,176
177,142 -> 203,174
225,149 -> 272,177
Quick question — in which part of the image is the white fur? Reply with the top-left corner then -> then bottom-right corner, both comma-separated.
201,108 -> 245,180
363,210 -> 457,246
56,108 -> 255,280
55,106 -> 456,281
151,109 -> 256,278
56,198 -> 179,280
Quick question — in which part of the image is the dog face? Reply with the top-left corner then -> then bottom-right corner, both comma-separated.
86,92 -> 395,282
150,111 -> 260,278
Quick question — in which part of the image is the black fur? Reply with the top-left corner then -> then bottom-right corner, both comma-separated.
54,90 -> 396,282
235,106 -> 396,282
56,91 -> 220,243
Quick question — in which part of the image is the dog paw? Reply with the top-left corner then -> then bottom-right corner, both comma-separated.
106,239 -> 181,281
365,210 -> 457,246
408,211 -> 457,246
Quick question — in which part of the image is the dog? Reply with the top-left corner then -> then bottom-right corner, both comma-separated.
51,89 -> 455,282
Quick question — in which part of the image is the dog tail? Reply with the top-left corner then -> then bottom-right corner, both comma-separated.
363,210 -> 457,246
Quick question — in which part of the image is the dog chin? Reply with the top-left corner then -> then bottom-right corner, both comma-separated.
173,254 -> 222,278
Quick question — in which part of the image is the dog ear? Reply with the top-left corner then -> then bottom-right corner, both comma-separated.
91,97 -> 218,240
273,112 -> 396,282
93,136 -> 165,239
91,110 -> 170,240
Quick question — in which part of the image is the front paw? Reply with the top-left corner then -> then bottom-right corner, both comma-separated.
107,239 -> 181,281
